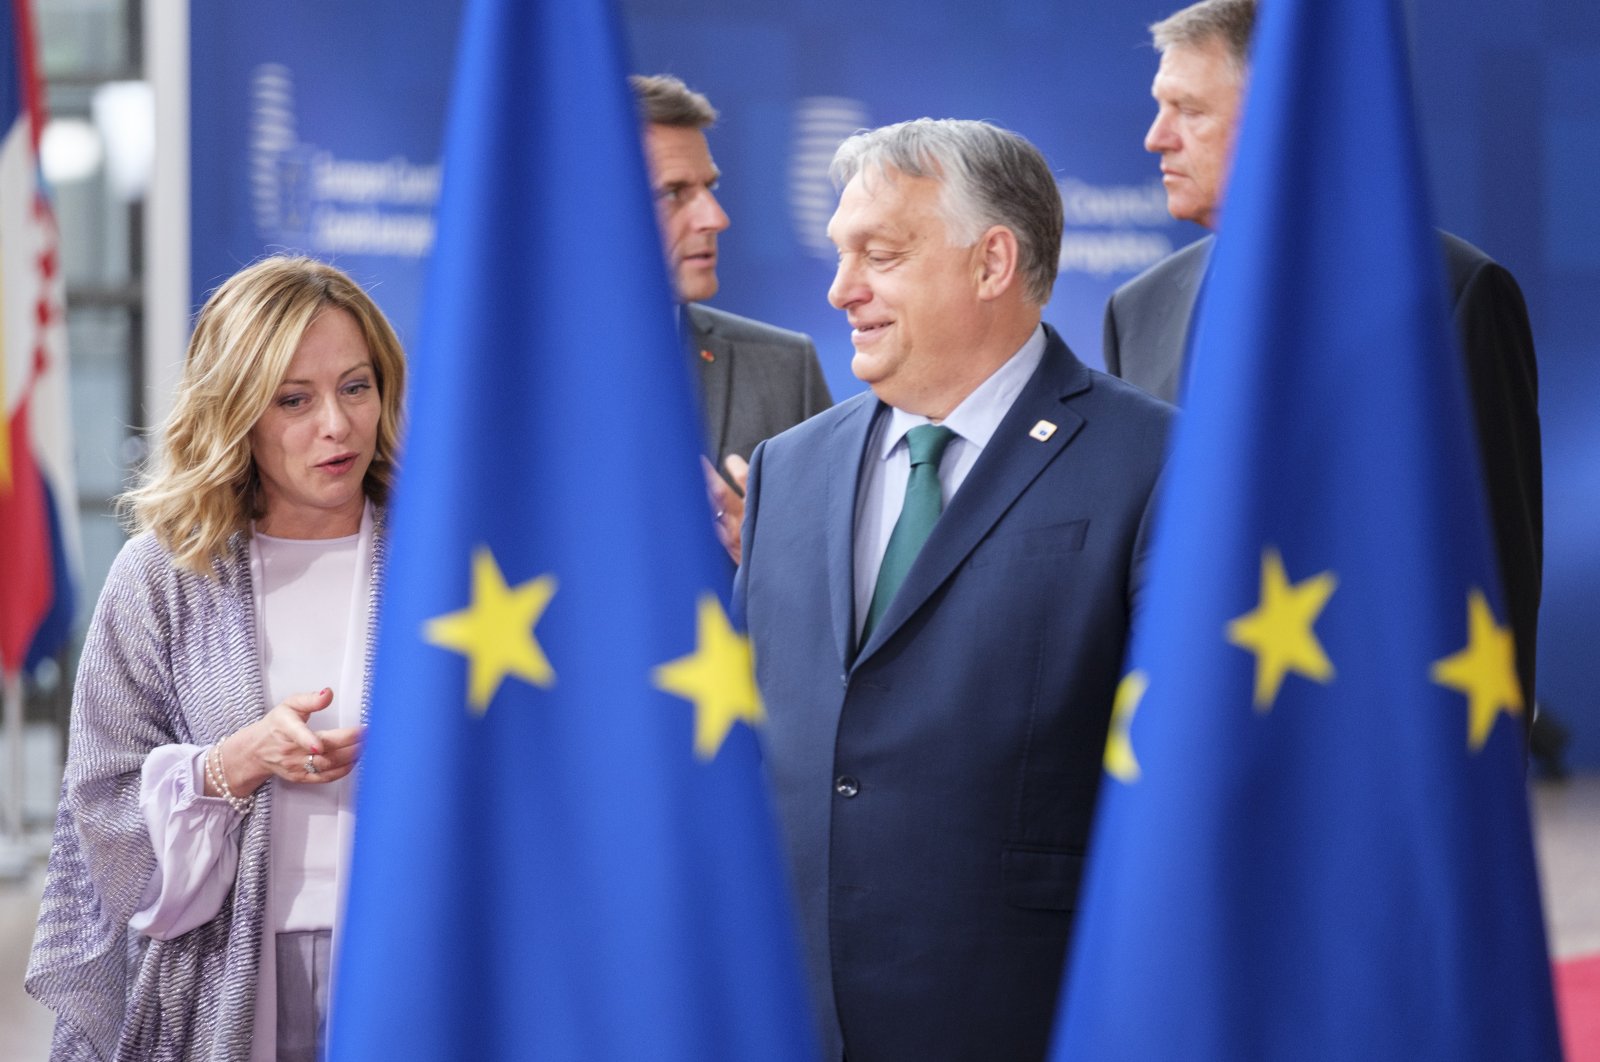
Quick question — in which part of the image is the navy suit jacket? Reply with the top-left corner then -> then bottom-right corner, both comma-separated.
1103,231 -> 1542,711
737,327 -> 1175,1062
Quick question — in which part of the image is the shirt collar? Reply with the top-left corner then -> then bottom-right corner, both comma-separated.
876,324 -> 1048,461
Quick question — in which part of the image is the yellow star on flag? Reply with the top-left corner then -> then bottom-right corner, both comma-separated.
1430,588 -> 1522,751
653,594 -> 764,762
424,546 -> 557,714
1104,670 -> 1148,784
1226,546 -> 1338,711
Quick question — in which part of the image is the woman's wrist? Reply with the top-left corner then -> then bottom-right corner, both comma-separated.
204,741 -> 255,815
218,730 -> 270,797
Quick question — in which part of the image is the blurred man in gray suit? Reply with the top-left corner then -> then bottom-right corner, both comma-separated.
1104,0 -> 1542,718
632,75 -> 833,562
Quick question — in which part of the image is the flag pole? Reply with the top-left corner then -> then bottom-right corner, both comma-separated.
0,670 -> 33,880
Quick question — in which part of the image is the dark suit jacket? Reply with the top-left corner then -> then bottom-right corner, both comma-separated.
1103,231 -> 1542,709
736,328 -> 1175,1062
686,303 -> 833,467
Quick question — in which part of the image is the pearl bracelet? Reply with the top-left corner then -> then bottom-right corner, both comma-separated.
205,743 -> 254,815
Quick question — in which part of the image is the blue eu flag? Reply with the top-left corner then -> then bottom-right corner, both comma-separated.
328,0 -> 818,1057
1051,0 -> 1561,1058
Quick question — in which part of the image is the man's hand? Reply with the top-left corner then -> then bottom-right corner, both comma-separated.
703,454 -> 749,565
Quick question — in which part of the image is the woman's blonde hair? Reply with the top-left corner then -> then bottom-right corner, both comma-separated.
123,256 -> 407,572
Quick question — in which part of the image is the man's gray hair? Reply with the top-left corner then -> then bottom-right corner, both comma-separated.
1150,0 -> 1256,77
829,118 -> 1063,306
629,74 -> 718,128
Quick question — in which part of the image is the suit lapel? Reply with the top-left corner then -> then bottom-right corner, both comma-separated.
854,332 -> 1091,664
1158,236 -> 1212,401
687,305 -> 734,460
827,397 -> 882,670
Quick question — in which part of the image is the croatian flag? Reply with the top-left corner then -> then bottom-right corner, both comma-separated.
1,0 -> 78,679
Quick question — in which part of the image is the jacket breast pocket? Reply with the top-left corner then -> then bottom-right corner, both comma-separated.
968,519 -> 1089,570
1001,844 -> 1085,911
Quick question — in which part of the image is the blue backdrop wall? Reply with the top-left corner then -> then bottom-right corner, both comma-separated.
188,0 -> 1599,767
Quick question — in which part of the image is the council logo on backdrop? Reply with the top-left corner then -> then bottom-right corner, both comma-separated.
789,96 -> 872,261
250,63 -> 441,259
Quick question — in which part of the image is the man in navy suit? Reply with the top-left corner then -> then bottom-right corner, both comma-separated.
1105,0 -> 1542,713
737,119 -> 1174,1062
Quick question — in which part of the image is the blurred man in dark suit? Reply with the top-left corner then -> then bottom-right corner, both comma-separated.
1104,0 -> 1542,718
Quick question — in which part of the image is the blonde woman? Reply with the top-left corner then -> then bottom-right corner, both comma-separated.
26,256 -> 406,1061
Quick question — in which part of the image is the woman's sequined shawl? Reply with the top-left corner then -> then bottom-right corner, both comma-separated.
25,521 -> 384,1061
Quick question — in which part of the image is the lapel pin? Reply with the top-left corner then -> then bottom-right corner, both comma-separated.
1029,419 -> 1058,442
700,349 -> 715,363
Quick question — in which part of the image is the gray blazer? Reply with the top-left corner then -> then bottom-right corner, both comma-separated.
686,302 -> 833,467
1101,236 -> 1210,403
1103,230 -> 1543,712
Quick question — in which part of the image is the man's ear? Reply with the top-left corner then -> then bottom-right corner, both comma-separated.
974,225 -> 1020,301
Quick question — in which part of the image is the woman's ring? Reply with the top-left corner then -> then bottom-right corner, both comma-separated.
305,755 -> 319,776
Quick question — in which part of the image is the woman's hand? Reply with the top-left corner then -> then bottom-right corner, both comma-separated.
208,688 -> 365,797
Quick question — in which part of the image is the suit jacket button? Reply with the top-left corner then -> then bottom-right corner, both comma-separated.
834,776 -> 860,798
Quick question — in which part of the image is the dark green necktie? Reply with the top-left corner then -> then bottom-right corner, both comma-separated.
863,424 -> 956,640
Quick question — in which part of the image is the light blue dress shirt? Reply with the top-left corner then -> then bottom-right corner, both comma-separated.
852,325 -> 1048,640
